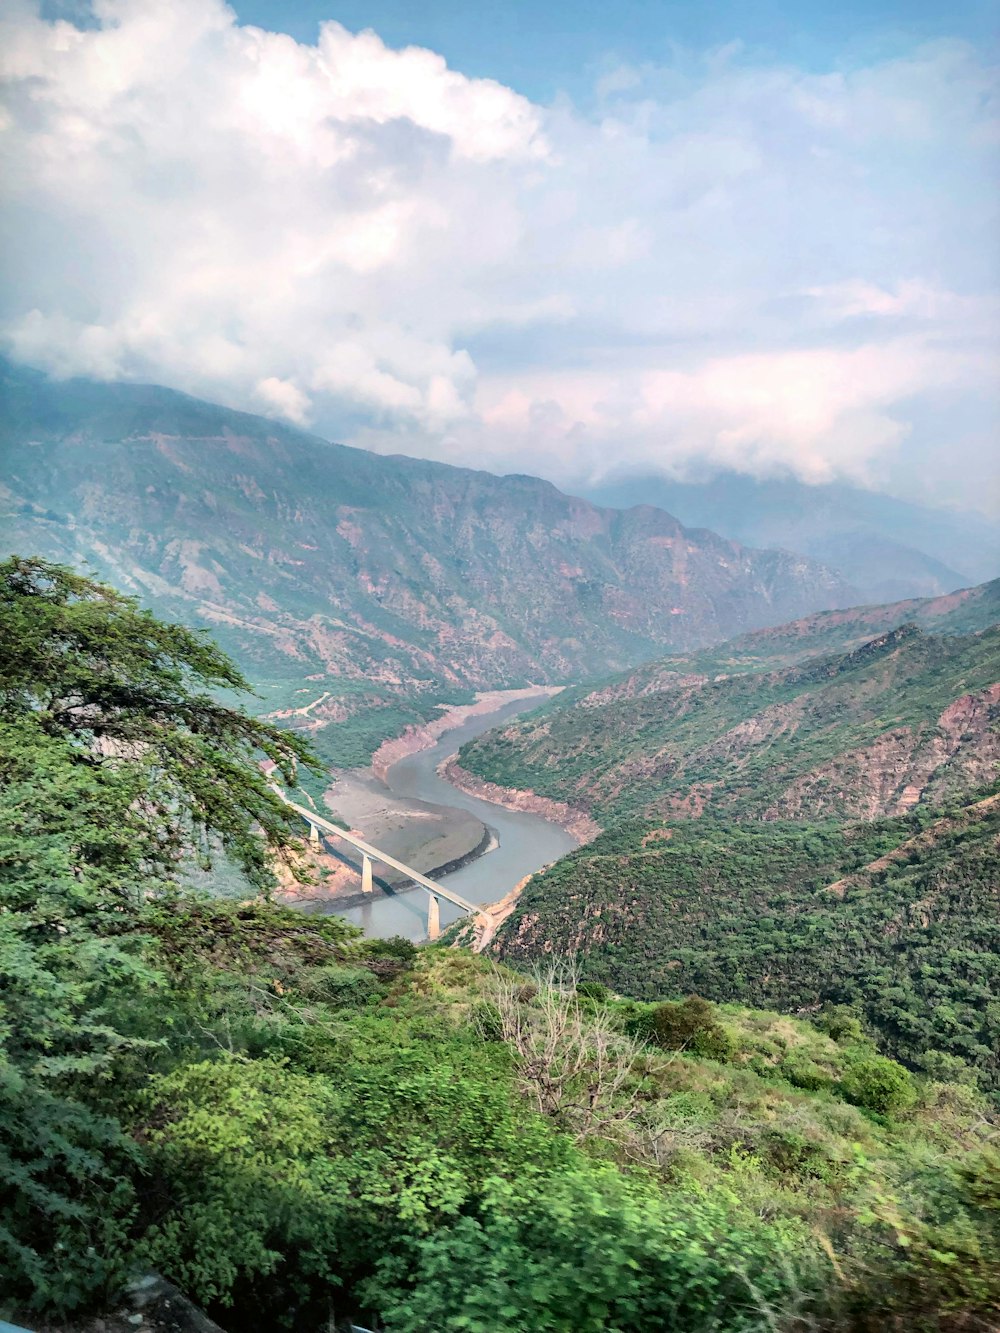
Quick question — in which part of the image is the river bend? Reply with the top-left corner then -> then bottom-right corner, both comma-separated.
335,696 -> 577,939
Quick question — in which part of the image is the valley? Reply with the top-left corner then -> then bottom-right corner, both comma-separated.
455,582 -> 1000,1097
287,689 -> 580,939
4,2 -> 999,1324
2,358 -> 857,775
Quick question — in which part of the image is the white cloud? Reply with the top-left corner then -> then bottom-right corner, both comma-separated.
0,1 -> 997,508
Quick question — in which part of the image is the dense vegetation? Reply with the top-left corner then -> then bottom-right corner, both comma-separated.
3,559 -> 999,1331
496,803 -> 1000,1096
467,592 -> 1000,1101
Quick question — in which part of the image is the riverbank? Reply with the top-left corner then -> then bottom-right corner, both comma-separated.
306,692 -> 581,939
438,756 -> 602,845
275,687 -> 563,916
370,686 -> 561,781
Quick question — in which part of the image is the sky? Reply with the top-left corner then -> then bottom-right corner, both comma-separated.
1,0 -> 998,512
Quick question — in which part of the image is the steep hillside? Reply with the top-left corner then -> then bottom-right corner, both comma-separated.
0,359 -> 853,762
678,577 -> 1000,673
495,795 -> 1000,1095
7,559 -> 995,1330
459,621 -> 1000,824
584,471 -> 999,602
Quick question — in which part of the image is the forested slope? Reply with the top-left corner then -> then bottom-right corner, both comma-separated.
465,590 -> 1000,1098
497,796 -> 1000,1095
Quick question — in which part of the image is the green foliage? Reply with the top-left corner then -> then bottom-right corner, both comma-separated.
636,996 -> 736,1062
367,1168 -> 812,1333
498,809 -> 1000,1095
0,558 -> 319,1315
2,559 -> 997,1331
840,1055 -> 918,1118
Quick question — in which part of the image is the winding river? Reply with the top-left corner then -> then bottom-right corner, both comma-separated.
334,696 -> 578,940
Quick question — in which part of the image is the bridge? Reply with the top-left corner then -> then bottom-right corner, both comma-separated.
272,789 -> 487,940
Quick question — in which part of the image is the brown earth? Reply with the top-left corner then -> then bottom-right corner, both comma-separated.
370,687 -> 562,780
439,756 -> 602,844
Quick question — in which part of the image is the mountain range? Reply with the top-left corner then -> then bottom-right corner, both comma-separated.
584,472 -> 999,604
2,357 -> 856,764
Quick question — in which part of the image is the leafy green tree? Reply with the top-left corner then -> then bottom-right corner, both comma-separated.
0,556 -> 315,892
0,557 -> 318,1312
840,1055 -> 918,1118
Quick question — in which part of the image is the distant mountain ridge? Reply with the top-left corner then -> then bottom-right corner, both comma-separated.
665,577 -> 1000,674
582,472 -> 999,604
0,358 -> 856,762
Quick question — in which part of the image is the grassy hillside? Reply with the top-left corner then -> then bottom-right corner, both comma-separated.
496,795 -> 1000,1096
6,559 -> 997,1331
460,622 -> 1000,824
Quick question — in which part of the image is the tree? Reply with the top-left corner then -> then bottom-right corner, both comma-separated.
0,555 -> 317,893
0,556 -> 319,1312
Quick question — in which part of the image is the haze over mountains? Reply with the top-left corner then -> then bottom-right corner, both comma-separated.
584,472 -> 999,604
3,357 -> 866,760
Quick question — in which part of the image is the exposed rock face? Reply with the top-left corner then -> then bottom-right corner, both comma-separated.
439,756 -> 602,844
764,682 -> 1000,822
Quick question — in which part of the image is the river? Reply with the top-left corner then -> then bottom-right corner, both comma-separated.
333,695 -> 578,939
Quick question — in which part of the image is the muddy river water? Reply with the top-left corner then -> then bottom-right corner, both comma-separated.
333,696 -> 578,939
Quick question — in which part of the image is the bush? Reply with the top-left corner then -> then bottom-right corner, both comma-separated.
780,1055 -> 832,1092
816,1005 -> 866,1045
576,981 -> 610,1002
642,997 -> 735,1063
840,1055 -> 918,1117
364,935 -> 418,966
314,965 -> 382,1008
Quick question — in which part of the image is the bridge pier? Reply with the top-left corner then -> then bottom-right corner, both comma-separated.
272,788 -> 481,932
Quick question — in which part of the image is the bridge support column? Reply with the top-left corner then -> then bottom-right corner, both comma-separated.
308,821 -> 320,847
361,854 -> 373,894
426,892 -> 441,941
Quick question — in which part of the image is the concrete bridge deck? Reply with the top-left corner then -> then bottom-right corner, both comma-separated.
273,789 -> 486,937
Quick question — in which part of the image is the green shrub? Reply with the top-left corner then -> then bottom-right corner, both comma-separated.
840,1055 -> 918,1117
472,999 -> 504,1042
644,997 -> 735,1062
780,1055 -> 832,1092
816,1005 -> 866,1045
364,935 -> 418,966
576,981 -> 610,1002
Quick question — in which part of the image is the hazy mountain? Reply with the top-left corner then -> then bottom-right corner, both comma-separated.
582,472 -> 999,603
662,577 -> 1000,674
0,359 -> 855,763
